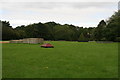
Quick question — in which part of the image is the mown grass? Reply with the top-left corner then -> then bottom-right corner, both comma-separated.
2,41 -> 118,78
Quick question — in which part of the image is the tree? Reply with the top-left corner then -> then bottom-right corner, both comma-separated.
2,21 -> 18,40
44,22 -> 59,40
94,20 -> 106,41
105,10 -> 120,41
87,27 -> 95,41
54,25 -> 75,41
78,33 -> 88,42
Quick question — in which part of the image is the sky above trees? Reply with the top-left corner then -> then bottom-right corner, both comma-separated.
0,0 -> 119,28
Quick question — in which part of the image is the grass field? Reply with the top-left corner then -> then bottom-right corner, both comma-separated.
2,41 -> 118,78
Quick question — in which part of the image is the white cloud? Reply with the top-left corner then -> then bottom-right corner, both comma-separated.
1,0 -> 120,2
0,1 -> 118,28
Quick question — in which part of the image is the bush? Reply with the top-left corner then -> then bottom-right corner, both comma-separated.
78,33 -> 88,42
114,37 -> 120,42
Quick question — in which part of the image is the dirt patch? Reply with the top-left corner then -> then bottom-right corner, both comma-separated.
0,41 -> 10,43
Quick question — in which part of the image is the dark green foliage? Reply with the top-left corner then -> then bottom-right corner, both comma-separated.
87,27 -> 95,41
44,22 -> 60,40
105,10 -> 120,41
1,21 -> 18,40
114,37 -> 120,42
54,24 -> 76,41
94,20 -> 106,41
78,33 -> 88,42
1,10 -> 120,41
25,22 -> 48,39
94,10 -> 120,41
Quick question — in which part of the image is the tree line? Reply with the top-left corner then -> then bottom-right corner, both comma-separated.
1,10 -> 120,42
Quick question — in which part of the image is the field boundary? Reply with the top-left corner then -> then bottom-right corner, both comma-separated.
0,41 -> 9,43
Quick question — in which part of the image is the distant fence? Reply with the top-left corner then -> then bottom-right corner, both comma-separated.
9,40 -> 23,43
96,41 -> 113,43
10,38 -> 44,44
23,38 -> 44,44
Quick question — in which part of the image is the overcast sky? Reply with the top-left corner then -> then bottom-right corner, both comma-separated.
0,0 -> 119,28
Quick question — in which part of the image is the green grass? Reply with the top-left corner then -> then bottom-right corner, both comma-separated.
2,41 -> 118,78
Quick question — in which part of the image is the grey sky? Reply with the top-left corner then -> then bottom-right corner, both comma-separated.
0,0 -> 119,28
